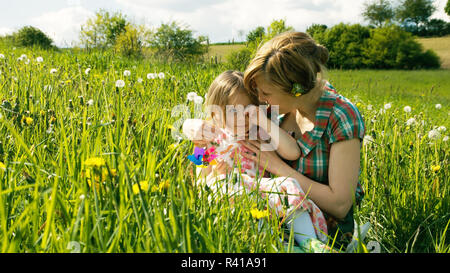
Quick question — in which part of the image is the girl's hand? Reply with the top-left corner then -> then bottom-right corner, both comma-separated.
239,140 -> 289,177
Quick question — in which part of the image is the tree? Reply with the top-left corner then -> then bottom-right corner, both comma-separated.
264,19 -> 295,41
246,26 -> 265,44
13,26 -> 54,49
306,24 -> 328,39
445,0 -> 450,16
362,0 -> 395,27
149,21 -> 207,61
396,0 -> 436,26
114,24 -> 148,58
80,9 -> 128,49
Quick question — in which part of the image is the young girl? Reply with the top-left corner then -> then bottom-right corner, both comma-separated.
182,70 -> 328,245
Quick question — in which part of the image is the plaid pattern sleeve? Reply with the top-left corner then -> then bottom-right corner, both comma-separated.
327,96 -> 365,145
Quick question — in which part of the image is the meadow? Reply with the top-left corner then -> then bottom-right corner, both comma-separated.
0,45 -> 448,253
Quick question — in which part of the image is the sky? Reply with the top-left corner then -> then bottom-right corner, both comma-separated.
0,0 -> 448,47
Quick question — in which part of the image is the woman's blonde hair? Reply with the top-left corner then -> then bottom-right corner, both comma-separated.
244,31 -> 329,98
205,70 -> 258,125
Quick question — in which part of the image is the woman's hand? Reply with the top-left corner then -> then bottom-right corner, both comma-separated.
244,105 -> 269,129
191,121 -> 219,148
239,140 -> 290,177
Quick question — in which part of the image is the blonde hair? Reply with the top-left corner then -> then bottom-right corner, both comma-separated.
244,31 -> 329,98
205,70 -> 258,126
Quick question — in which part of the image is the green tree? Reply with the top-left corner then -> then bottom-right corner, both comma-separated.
306,24 -> 328,39
364,24 -> 440,69
149,21 -> 207,61
246,26 -> 265,44
114,24 -> 148,58
264,19 -> 295,41
362,0 -> 395,27
396,0 -> 436,26
80,9 -> 128,49
13,26 -> 54,49
445,0 -> 450,16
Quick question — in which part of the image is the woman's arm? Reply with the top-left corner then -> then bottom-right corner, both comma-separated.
246,106 -> 300,161
240,138 -> 361,219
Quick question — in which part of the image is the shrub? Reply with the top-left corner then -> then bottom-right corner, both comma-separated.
225,47 -> 252,71
149,21 -> 207,61
13,26 -> 54,49
114,24 -> 146,58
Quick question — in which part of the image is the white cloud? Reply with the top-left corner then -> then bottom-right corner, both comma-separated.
0,27 -> 14,36
115,0 -> 367,42
30,6 -> 94,47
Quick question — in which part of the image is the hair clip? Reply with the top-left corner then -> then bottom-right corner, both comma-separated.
292,83 -> 306,97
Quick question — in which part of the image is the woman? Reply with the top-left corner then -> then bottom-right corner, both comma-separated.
240,31 -> 365,248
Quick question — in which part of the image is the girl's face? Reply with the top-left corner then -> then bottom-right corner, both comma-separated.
253,74 -> 295,115
225,91 -> 252,138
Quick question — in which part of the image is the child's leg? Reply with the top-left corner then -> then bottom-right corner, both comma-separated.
286,210 -> 317,245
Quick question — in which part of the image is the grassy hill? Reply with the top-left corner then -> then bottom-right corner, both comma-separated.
208,36 -> 450,69
418,35 -> 450,69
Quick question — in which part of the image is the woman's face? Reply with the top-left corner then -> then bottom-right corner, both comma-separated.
253,74 -> 294,115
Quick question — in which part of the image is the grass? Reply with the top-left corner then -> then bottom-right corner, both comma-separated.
418,35 -> 450,69
0,46 -> 448,253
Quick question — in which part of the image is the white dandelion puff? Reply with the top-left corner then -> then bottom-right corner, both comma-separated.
137,77 -> 143,83
123,70 -> 131,77
363,135 -> 374,146
187,92 -> 198,101
443,136 -> 449,142
147,73 -> 156,79
367,104 -> 373,111
50,68 -> 57,74
87,99 -> 94,106
193,96 -> 204,104
406,118 -> 416,126
435,104 -> 442,109
384,103 -> 392,110
403,106 -> 411,113
428,129 -> 441,140
158,72 -> 165,79
115,79 -> 125,88
438,126 -> 446,132
85,68 -> 91,75
36,56 -> 43,63
0,54 -> 5,59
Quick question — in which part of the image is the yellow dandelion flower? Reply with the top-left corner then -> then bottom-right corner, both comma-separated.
101,168 -> 117,181
0,162 -> 6,170
151,185 -> 159,192
250,207 -> 269,219
83,157 -> 105,168
356,102 -> 362,108
295,93 -> 302,97
133,180 -> 149,194
431,165 -> 441,172
22,116 -> 33,125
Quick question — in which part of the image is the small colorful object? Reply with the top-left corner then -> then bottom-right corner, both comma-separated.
187,146 -> 219,167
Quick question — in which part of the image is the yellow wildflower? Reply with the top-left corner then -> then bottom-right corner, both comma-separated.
101,168 -> 117,181
22,116 -> 33,125
151,180 -> 170,193
0,162 -> 6,170
83,157 -> 105,168
356,102 -> 362,108
431,165 -> 441,173
250,207 -> 269,219
133,180 -> 149,194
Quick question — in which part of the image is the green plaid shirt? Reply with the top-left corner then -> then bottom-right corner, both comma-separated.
279,82 -> 366,246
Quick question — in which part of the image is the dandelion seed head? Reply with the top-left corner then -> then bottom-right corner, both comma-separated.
123,70 -> 131,77
187,92 -> 198,101
435,104 -> 442,109
403,106 -> 411,113
115,79 -> 125,88
428,129 -> 441,140
384,103 -> 392,110
36,57 -> 43,63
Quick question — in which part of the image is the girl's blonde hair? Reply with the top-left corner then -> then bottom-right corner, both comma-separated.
244,31 -> 329,98
206,70 -> 258,125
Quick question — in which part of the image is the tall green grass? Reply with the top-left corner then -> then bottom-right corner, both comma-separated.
0,46 -> 448,253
